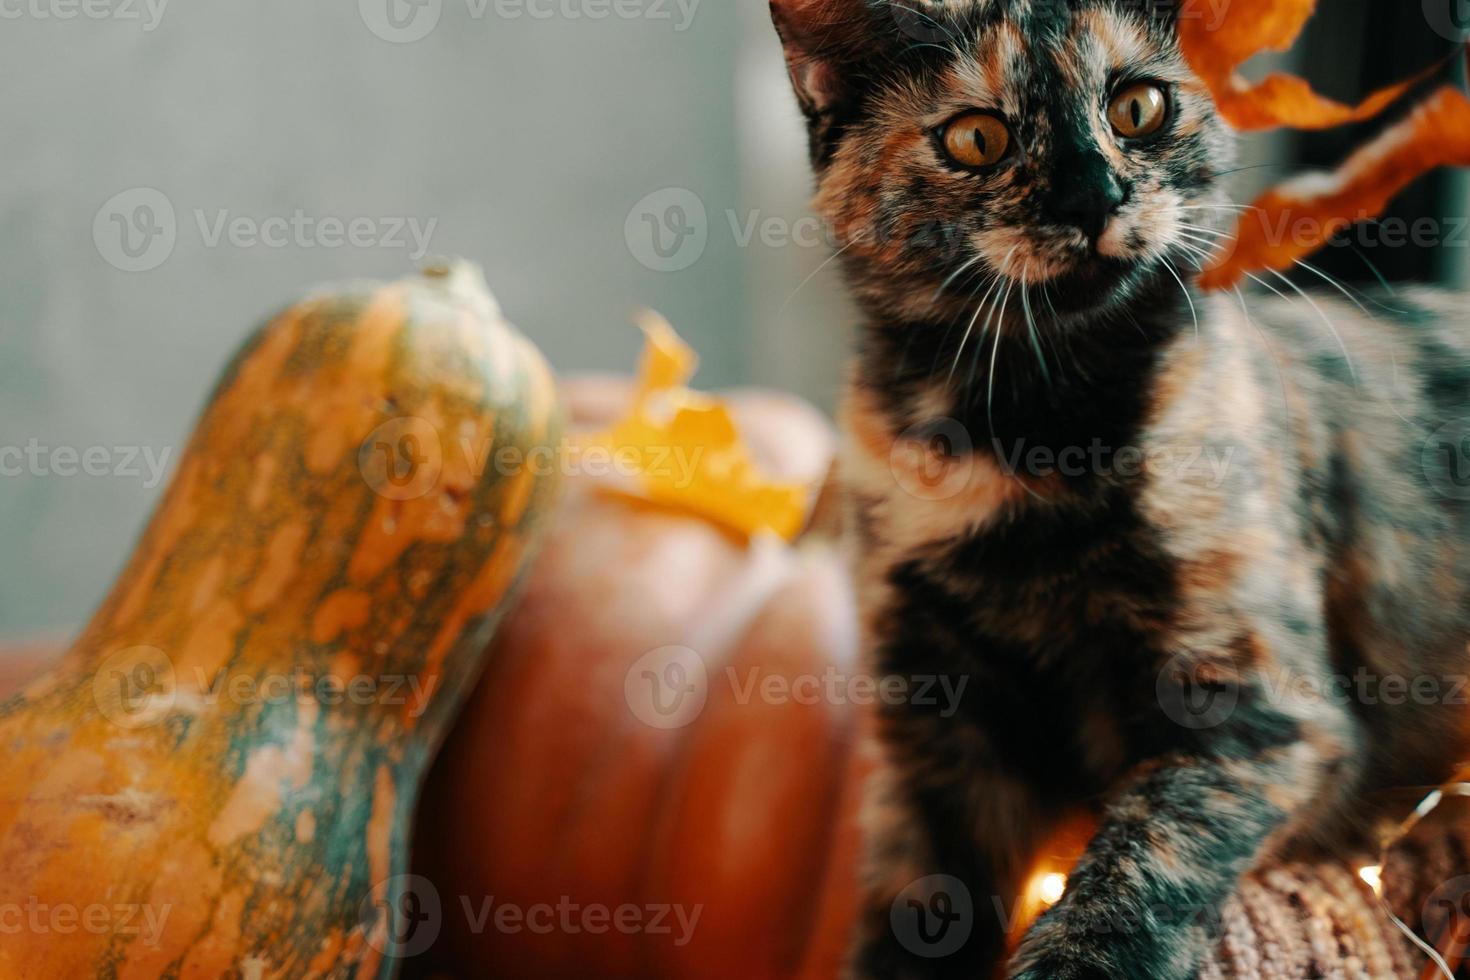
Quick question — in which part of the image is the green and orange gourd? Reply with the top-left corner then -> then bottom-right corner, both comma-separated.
0,263 -> 561,978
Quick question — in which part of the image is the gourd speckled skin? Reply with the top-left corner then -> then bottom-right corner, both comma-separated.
0,263 -> 561,979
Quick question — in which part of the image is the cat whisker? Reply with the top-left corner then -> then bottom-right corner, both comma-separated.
1020,274 -> 1050,384
934,253 -> 988,301
986,278 -> 1015,426
1172,240 -> 1218,268
966,268 -> 1011,394
1159,256 -> 1200,342
1295,258 -> 1413,316
946,269 -> 1006,390
1235,285 -> 1293,419
776,237 -> 858,320
1169,203 -> 1260,212
1242,270 -> 1296,306
1178,233 -> 1226,255
1039,281 -> 1071,381
1261,268 -> 1359,386
1292,259 -> 1375,317
1346,244 -> 1399,298
928,259 -> 1003,379
1175,222 -> 1232,239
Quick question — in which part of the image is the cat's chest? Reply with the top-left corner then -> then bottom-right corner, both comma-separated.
838,383 -> 1030,562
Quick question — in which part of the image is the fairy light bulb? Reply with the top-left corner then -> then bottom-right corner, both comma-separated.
1358,865 -> 1382,895
1038,872 -> 1067,906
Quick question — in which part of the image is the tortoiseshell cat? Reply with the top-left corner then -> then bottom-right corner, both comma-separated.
768,1 -> 1470,977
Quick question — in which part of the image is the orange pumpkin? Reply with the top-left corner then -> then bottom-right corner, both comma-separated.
413,377 -> 865,979
0,263 -> 561,978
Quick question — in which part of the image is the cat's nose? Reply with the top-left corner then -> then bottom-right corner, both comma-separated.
1047,158 -> 1128,242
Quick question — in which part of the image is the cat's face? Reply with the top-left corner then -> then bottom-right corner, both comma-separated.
772,0 -> 1234,326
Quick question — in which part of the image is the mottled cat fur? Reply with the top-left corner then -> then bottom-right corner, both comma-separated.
767,1 -> 1470,978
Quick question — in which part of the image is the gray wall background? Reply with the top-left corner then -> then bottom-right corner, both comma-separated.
0,2 -> 1455,639
0,0 -> 845,637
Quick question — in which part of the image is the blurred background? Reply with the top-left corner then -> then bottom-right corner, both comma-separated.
1,0 -> 1467,639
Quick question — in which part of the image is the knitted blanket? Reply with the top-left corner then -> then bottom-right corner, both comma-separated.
1193,801 -> 1469,980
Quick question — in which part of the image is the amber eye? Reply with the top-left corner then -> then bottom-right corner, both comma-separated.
939,112 -> 1012,169
1109,82 -> 1169,139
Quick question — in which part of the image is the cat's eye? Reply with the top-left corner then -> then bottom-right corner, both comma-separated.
938,112 -> 1012,169
1109,82 -> 1169,139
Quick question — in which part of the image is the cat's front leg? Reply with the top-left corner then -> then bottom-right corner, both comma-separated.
1009,672 -> 1354,980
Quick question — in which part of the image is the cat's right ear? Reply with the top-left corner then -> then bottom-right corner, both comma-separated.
769,0 -> 875,119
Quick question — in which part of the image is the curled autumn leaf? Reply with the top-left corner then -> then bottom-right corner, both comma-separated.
1177,0 -> 1425,131
577,312 -> 815,541
1199,85 -> 1470,290
1178,0 -> 1469,289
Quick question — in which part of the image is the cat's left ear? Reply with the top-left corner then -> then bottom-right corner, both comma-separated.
769,0 -> 879,119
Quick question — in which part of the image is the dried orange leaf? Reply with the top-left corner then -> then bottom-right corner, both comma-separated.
579,312 -> 813,541
1199,85 -> 1470,290
1178,0 -> 1420,130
